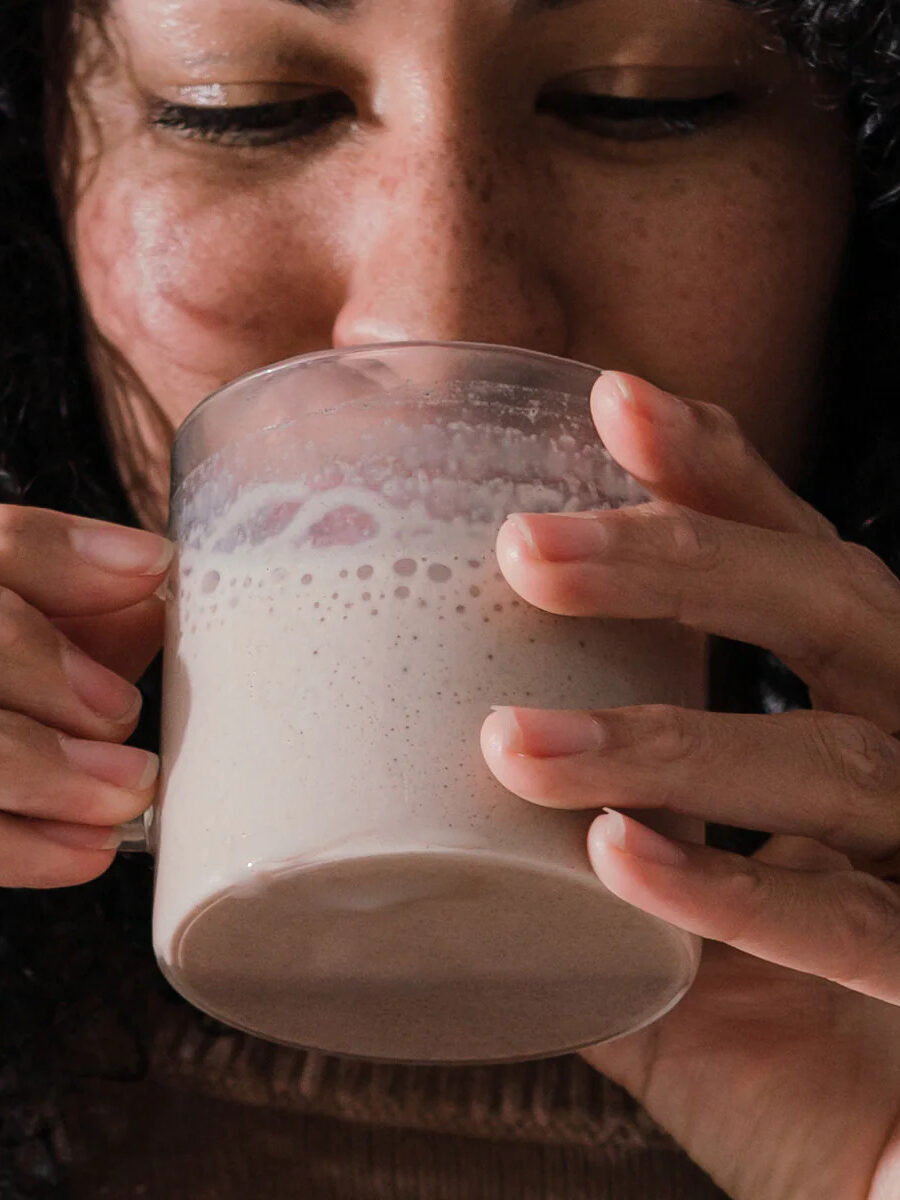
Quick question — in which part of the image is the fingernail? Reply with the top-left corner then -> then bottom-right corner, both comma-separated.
592,372 -> 690,426
70,523 -> 174,576
62,648 -> 143,723
592,808 -> 689,867
505,512 -> 607,562
505,513 -> 540,555
592,371 -> 634,412
36,820 -> 123,851
59,736 -> 159,791
490,706 -> 607,757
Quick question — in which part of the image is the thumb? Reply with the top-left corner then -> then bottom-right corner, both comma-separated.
52,595 -> 166,683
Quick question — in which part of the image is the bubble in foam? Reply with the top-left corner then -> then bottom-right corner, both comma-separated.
395,586 -> 410,599
357,565 -> 374,580
301,574 -> 313,585
427,563 -> 452,583
393,558 -> 417,577
201,570 -> 220,594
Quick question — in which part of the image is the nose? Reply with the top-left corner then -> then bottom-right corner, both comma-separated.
331,131 -> 568,355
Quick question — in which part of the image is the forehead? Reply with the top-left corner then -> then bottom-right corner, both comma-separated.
88,0 -> 769,71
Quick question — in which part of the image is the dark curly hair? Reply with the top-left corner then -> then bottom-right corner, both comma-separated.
1,1 -> 900,1195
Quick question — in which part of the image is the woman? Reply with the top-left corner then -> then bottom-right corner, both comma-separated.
1,0 -> 899,1196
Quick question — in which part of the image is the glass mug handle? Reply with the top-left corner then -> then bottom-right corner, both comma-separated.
118,809 -> 154,853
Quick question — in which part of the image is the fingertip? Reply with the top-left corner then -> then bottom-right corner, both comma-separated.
36,819 -> 123,852
479,707 -> 508,762
495,518 -> 542,606
587,809 -> 628,872
588,374 -> 669,490
69,524 -> 174,578
587,810 -> 692,914
587,812 -> 645,906
591,370 -> 665,433
497,514 -> 537,567
591,369 -> 632,408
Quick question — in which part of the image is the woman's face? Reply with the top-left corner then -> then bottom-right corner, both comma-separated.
63,0 -> 853,521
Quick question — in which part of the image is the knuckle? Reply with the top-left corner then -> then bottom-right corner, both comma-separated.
796,500 -> 840,541
0,505 -> 28,560
0,588 -> 33,655
693,399 -> 742,440
788,607 -> 853,689
840,542 -> 900,617
710,862 -> 773,946
691,401 -> 761,480
809,711 -> 899,799
645,502 -> 721,571
793,543 -> 900,688
828,874 -> 900,990
0,708 -> 39,759
640,704 -> 706,763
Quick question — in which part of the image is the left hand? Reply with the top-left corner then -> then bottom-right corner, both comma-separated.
480,371 -> 900,1200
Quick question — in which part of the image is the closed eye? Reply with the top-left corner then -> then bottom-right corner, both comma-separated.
537,91 -> 740,141
149,92 -> 356,147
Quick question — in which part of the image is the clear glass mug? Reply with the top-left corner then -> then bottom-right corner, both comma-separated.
122,342 -> 706,1064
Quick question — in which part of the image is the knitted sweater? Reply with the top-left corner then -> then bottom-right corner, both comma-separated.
58,991 -> 729,1199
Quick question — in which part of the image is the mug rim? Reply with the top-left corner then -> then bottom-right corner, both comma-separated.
174,340 -> 603,449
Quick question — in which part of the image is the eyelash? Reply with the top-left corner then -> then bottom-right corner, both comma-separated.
149,90 -> 739,148
150,92 -> 355,146
538,90 -> 740,140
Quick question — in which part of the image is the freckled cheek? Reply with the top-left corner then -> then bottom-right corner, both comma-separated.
557,189 -> 839,397
74,180 -> 343,386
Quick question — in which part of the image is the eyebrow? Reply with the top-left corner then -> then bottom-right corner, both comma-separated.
275,0 -> 588,16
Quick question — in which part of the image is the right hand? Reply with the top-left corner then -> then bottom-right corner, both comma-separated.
0,505 -> 172,888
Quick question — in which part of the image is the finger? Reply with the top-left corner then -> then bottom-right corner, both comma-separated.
481,705 -> 900,870
0,505 -> 173,617
0,709 -> 158,826
0,588 -> 144,740
53,595 -> 166,682
587,809 -> 900,1004
590,372 -> 837,539
753,833 -> 853,873
0,811 -> 122,889
496,502 -> 900,728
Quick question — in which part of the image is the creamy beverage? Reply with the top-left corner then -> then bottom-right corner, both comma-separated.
154,478 -> 704,1063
